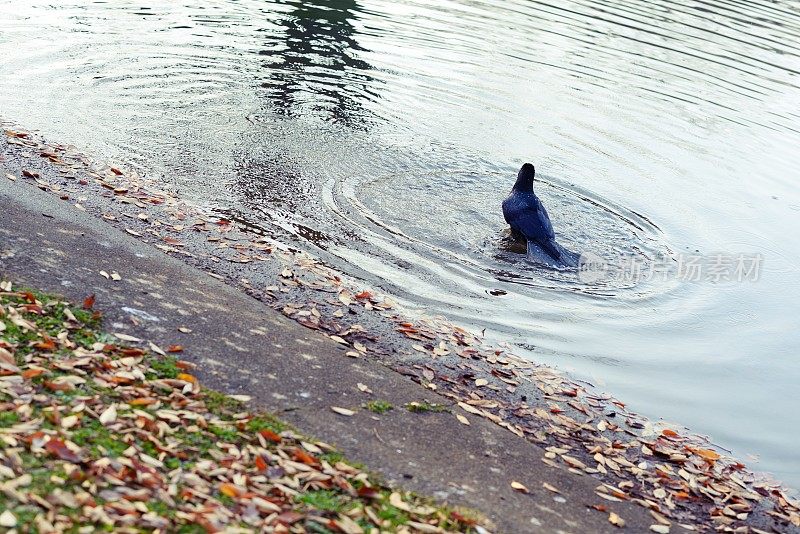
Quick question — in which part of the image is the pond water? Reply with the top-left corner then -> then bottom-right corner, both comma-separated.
1,0 -> 799,486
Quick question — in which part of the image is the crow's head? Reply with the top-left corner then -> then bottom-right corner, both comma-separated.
513,163 -> 535,192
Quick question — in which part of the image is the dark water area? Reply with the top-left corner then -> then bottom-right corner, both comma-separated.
1,0 -> 799,485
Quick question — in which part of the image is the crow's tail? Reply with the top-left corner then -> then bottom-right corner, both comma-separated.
537,239 -> 562,261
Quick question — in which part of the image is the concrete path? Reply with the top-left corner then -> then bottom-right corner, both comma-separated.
1,174 -> 658,532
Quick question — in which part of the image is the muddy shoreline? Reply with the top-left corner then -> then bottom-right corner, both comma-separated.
2,123 -> 798,532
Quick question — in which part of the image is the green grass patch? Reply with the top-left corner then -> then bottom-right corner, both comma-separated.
364,400 -> 393,414
209,425 -> 239,442
245,414 -> 287,435
405,401 -> 448,413
146,355 -> 180,379
203,389 -> 244,413
0,411 -> 20,427
297,489 -> 355,513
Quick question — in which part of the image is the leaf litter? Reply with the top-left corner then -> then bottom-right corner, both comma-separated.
0,283 -> 486,533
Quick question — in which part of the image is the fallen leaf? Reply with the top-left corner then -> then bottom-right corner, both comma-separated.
474,378 -> 488,387
662,429 -> 679,438
114,333 -> 142,343
82,294 -> 96,310
275,512 -> 304,525
22,368 -> 45,379
694,448 -> 721,461
44,438 -> 81,463
293,449 -> 319,466
388,492 -> 412,512
99,405 -> 117,425
177,326 -> 192,333
166,345 -> 184,353
609,512 -> 626,528
33,338 -> 56,351
458,402 -> 482,415
456,414 -> 470,425
219,483 -> 240,498
177,373 -> 197,383
331,406 -> 355,416
255,455 -> 268,471
259,429 -> 282,443
61,415 -> 80,429
543,482 -> 561,494
0,510 -> 16,528
650,526 -> 670,533
510,481 -> 529,494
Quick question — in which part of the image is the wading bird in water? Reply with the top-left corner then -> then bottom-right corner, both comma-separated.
502,163 -> 573,265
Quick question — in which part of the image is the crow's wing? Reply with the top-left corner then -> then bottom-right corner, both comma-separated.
507,197 -> 555,243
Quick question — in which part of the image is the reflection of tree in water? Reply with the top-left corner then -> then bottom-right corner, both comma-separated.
260,0 -> 375,126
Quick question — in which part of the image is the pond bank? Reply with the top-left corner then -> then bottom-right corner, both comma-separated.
0,151 -> 658,533
1,127 -> 798,532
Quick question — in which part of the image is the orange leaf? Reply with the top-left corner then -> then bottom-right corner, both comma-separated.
177,373 -> 197,383
45,438 -> 81,463
255,455 -> 268,471
82,294 -> 96,310
22,368 -> 45,379
44,380 -> 73,392
259,429 -> 282,443
23,291 -> 37,304
110,167 -> 123,176
293,449 -> 319,466
662,429 -> 679,438
694,448 -> 721,461
130,397 -> 156,406
111,376 -> 134,385
167,345 -> 184,353
219,483 -> 239,498
355,290 -> 373,300
674,491 -> 691,500
33,338 -> 56,351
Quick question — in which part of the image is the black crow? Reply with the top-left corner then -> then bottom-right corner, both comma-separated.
502,163 -> 562,261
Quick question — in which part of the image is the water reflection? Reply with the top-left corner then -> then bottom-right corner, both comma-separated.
259,0 -> 375,126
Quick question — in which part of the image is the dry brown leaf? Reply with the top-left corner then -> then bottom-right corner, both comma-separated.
609,512 -> 626,528
510,481 -> 529,494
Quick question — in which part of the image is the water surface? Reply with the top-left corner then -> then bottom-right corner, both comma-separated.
1,0 -> 799,485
